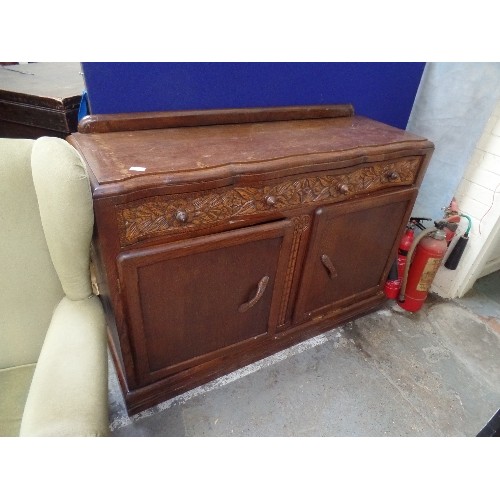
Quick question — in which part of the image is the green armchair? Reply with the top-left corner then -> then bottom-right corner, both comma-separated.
0,137 -> 108,436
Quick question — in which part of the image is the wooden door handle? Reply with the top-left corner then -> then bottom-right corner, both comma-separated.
321,254 -> 338,279
239,275 -> 270,313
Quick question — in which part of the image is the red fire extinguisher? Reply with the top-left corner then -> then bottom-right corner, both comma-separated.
383,218 -> 429,300
397,222 -> 448,312
386,199 -> 471,312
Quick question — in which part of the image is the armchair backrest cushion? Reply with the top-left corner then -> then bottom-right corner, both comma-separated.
31,137 -> 94,301
0,139 -> 64,368
0,137 -> 95,369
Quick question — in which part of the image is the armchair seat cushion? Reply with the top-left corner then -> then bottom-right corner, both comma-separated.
20,296 -> 108,437
0,364 -> 36,436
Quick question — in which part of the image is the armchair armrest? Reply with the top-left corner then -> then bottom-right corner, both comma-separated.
20,296 -> 108,436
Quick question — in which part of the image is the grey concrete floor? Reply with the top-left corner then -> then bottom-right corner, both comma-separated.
108,271 -> 500,437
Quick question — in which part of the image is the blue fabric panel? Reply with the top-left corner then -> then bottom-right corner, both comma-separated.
81,62 -> 425,129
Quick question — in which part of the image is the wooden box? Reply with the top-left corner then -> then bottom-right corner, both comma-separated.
68,105 -> 434,414
0,62 -> 84,139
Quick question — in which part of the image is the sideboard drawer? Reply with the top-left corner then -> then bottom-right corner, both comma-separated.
117,156 -> 422,247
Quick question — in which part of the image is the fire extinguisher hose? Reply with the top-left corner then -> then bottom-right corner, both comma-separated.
444,213 -> 472,270
398,227 -> 437,303
460,214 -> 472,235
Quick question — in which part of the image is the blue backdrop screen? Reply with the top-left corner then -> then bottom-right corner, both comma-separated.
81,62 -> 425,129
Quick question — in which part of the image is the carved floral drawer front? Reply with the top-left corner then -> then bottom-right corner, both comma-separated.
118,156 -> 421,246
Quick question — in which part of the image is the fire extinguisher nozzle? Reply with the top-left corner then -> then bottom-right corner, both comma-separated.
444,235 -> 469,270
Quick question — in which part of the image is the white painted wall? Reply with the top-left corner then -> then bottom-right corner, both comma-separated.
480,230 -> 500,278
430,99 -> 500,298
406,63 -> 500,298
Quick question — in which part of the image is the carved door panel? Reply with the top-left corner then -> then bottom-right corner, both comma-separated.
117,220 -> 293,387
294,189 -> 417,322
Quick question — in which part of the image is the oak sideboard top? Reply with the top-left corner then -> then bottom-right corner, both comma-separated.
68,106 -> 433,199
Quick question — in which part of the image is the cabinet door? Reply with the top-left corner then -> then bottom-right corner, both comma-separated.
294,189 -> 417,322
117,220 -> 293,386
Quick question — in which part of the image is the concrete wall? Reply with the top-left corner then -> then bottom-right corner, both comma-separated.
407,63 -> 500,223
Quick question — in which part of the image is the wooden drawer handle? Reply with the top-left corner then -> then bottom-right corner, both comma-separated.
175,210 -> 188,223
337,184 -> 349,194
239,275 -> 269,313
321,254 -> 338,279
265,195 -> 277,207
387,171 -> 399,181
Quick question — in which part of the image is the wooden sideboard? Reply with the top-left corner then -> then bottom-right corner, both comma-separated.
68,105 -> 434,415
0,62 -> 83,139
